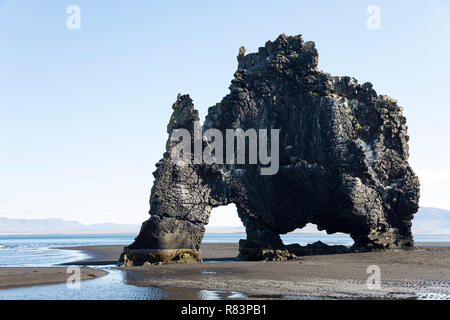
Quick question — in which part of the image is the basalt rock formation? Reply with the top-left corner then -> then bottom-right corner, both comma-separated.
120,34 -> 420,266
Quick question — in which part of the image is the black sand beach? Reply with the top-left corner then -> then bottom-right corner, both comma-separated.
2,243 -> 449,299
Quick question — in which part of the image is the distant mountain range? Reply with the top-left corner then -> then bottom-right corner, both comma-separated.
0,217 -> 140,235
0,207 -> 449,235
411,207 -> 450,234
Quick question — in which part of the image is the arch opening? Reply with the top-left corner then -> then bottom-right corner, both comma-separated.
203,204 -> 244,262
205,203 -> 244,235
280,223 -> 354,247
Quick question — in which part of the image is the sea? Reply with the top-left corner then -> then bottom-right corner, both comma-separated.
0,233 -> 449,300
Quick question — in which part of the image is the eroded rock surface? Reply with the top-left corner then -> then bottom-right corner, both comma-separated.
120,34 -> 420,266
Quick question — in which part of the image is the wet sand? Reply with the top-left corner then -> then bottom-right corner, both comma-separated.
56,242 -> 450,299
0,267 -> 107,289
119,243 -> 450,299
56,245 -> 126,265
1,242 -> 449,299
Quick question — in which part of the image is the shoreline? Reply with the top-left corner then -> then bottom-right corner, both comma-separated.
55,245 -> 125,266
0,243 -> 240,291
1,242 -> 449,299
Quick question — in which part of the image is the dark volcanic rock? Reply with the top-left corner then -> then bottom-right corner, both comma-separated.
120,34 -> 420,265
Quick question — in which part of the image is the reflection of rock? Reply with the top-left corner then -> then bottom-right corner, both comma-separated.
121,34 -> 420,266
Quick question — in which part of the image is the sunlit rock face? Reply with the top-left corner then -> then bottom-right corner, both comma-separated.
120,34 -> 420,265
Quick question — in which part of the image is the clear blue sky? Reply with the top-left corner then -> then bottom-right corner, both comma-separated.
0,0 -> 449,225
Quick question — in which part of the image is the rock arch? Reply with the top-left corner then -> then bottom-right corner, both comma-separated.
120,34 -> 420,266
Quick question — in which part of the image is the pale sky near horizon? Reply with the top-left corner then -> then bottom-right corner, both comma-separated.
0,0 -> 449,226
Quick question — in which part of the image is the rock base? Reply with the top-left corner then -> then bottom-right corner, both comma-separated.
351,228 -> 415,250
119,248 -> 201,267
238,240 -> 352,261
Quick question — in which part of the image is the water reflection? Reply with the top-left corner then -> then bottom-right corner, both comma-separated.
0,267 -> 248,300
0,267 -> 166,300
